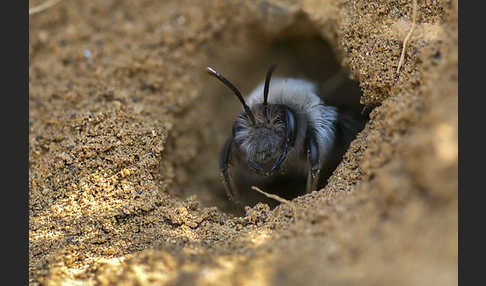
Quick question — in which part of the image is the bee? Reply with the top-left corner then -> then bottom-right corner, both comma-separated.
207,65 -> 365,207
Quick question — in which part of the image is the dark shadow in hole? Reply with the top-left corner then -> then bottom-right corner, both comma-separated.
171,20 -> 368,216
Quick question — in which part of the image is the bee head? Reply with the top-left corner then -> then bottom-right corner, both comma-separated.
232,104 -> 296,175
207,65 -> 296,176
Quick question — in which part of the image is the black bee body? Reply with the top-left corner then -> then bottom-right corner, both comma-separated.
207,66 -> 365,207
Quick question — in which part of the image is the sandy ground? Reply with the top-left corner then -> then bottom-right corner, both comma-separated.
29,0 -> 457,285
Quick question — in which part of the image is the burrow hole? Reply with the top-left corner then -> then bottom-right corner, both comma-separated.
166,14 -> 365,216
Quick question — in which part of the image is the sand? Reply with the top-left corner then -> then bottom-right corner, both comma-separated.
29,0 -> 457,285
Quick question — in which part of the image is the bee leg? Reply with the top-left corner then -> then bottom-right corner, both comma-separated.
220,137 -> 236,200
305,131 -> 321,194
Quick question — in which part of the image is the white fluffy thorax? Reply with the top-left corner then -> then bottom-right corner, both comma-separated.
246,78 -> 338,160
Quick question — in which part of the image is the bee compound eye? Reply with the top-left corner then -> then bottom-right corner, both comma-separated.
285,109 -> 296,145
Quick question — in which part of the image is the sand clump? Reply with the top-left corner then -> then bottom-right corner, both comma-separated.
29,0 -> 457,285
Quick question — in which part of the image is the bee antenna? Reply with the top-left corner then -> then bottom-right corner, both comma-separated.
207,67 -> 256,125
263,64 -> 277,122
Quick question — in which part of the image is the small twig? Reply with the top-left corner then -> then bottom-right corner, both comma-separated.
29,0 -> 64,15
396,0 -> 418,74
251,186 -> 295,208
251,186 -> 299,221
